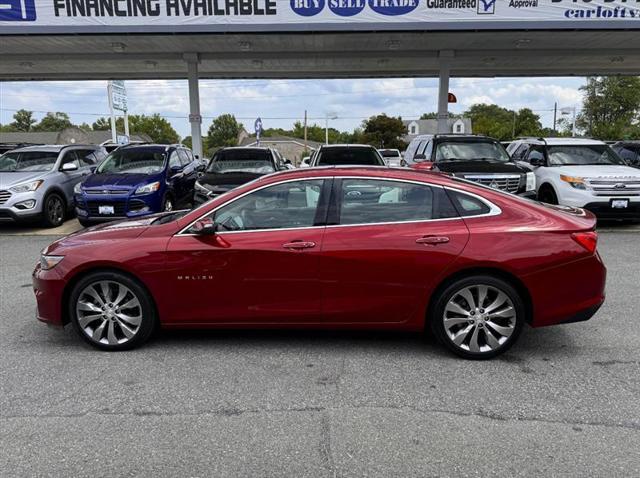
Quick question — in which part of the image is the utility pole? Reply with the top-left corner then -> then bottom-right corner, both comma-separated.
304,110 -> 308,150
553,102 -> 557,134
512,110 -> 516,139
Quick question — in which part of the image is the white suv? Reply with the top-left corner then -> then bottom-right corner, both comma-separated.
507,138 -> 640,219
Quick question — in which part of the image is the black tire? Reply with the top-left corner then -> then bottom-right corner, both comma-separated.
41,193 -> 66,228
538,185 -> 558,205
68,271 -> 157,351
430,275 -> 525,360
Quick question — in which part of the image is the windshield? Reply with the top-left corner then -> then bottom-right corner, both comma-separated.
0,151 -> 58,172
435,141 -> 510,162
547,145 -> 626,166
207,149 -> 275,174
97,149 -> 166,174
378,149 -> 401,158
317,147 -> 384,166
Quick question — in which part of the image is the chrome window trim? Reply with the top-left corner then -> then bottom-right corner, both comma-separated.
176,175 -> 502,236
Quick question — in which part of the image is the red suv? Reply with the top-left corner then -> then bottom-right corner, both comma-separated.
33,167 -> 606,359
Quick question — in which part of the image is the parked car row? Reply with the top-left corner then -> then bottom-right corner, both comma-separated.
2,134 -> 640,228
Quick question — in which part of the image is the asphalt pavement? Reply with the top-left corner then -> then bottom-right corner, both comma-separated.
0,228 -> 639,477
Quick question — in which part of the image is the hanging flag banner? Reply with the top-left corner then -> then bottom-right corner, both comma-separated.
1,0 -> 638,33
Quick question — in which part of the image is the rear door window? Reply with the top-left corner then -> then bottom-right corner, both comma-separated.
338,179 -> 458,226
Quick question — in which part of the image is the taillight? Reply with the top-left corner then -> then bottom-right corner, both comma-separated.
571,231 -> 598,254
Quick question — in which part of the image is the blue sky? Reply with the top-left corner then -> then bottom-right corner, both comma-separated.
0,77 -> 585,139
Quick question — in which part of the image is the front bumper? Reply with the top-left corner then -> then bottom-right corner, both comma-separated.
32,263 -> 66,326
75,192 -> 161,222
0,190 -> 45,222
582,201 -> 640,220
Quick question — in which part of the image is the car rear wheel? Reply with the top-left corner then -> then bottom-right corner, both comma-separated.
431,275 -> 524,359
69,271 -> 157,351
42,193 -> 66,228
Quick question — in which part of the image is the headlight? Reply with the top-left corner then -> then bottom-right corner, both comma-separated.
134,181 -> 161,195
73,182 -> 83,194
560,175 -> 586,190
525,172 -> 536,192
194,180 -> 211,195
10,180 -> 43,193
40,254 -> 64,270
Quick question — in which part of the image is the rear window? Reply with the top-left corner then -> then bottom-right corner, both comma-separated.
378,149 -> 401,158
447,190 -> 491,217
316,147 -> 384,166
207,149 -> 275,174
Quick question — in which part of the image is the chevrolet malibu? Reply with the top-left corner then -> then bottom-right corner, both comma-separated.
33,167 -> 606,359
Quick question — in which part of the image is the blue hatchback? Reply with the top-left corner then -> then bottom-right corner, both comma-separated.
74,144 -> 200,226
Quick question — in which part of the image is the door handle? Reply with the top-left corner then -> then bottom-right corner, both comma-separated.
283,241 -> 316,250
416,236 -> 450,245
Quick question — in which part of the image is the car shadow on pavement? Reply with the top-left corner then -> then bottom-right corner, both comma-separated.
144,324 -> 579,361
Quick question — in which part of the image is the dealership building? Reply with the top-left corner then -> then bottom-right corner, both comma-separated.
1,0 -> 639,157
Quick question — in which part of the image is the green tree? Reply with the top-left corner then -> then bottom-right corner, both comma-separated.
92,117 -> 120,130
206,114 -> 243,149
33,112 -> 74,132
182,136 -> 193,149
419,112 -> 462,120
92,115 -> 179,143
514,108 -> 543,138
128,114 -> 180,144
10,109 -> 36,132
577,76 -> 640,140
361,114 -> 406,149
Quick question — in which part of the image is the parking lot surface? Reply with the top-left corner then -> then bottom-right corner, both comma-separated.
1,229 -> 639,477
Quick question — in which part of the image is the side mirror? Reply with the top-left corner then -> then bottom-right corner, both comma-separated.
169,165 -> 184,176
191,218 -> 217,235
61,162 -> 78,172
529,153 -> 545,167
413,154 -> 427,162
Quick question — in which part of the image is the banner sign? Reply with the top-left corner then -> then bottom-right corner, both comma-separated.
1,0 -> 639,33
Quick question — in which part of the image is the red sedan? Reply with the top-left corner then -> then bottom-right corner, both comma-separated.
33,167 -> 606,359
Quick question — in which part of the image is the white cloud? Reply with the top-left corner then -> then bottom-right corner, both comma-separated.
1,77 -> 585,138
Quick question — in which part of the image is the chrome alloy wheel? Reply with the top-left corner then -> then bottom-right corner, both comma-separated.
75,281 -> 143,346
443,284 -> 517,354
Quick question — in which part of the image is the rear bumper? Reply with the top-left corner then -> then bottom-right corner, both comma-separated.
524,252 -> 606,328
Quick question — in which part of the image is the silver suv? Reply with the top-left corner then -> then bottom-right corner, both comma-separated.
0,144 -> 106,227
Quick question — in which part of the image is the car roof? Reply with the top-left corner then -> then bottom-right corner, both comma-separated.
255,165 -> 454,186
221,146 -> 271,151
7,144 -> 100,153
517,137 -> 606,146
319,144 -> 375,149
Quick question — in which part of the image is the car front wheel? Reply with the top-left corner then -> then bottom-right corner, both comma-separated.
431,275 -> 525,359
42,193 -> 66,228
69,271 -> 157,351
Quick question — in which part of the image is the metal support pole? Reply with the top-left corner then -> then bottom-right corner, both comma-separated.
437,51 -> 454,134
325,114 -> 329,145
185,54 -> 203,158
124,110 -> 130,140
